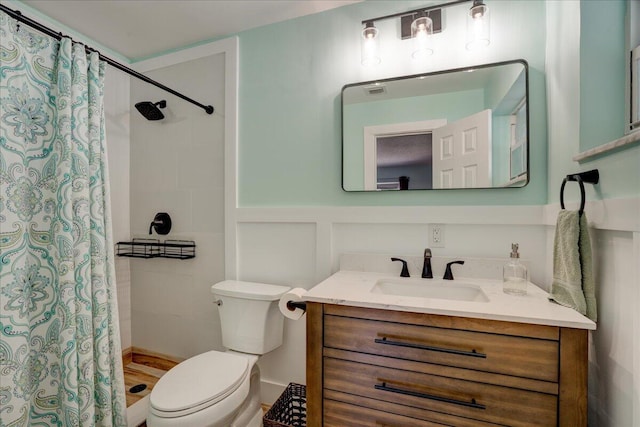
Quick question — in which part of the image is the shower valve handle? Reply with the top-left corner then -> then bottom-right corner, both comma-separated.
149,212 -> 172,235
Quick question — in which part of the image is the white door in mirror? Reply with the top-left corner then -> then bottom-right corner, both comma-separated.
432,109 -> 492,188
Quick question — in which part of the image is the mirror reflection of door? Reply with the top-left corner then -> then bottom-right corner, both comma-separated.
432,109 -> 492,189
365,111 -> 493,191
376,133 -> 432,190
363,119 -> 446,190
344,60 -> 529,191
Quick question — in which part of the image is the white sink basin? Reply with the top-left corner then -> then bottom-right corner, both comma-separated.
370,278 -> 489,302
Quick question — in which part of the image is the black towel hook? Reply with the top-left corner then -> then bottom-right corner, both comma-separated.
560,169 -> 599,216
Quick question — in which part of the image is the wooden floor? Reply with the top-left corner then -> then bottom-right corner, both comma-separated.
123,348 -> 181,408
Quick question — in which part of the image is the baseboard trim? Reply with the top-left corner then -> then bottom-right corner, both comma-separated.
260,379 -> 288,406
130,346 -> 184,371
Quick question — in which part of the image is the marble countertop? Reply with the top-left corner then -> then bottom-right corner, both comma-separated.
303,270 -> 596,330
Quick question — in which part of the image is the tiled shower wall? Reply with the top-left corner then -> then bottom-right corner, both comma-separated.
129,53 -> 226,358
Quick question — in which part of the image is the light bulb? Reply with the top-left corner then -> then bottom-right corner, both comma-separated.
411,14 -> 433,60
466,1 -> 490,50
361,22 -> 380,66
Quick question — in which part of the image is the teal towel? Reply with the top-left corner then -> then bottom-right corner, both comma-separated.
549,210 -> 597,322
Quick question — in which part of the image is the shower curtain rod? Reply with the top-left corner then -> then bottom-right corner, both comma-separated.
0,4 -> 215,115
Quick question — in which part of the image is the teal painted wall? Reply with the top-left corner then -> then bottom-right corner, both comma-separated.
547,0 -> 640,205
238,0 -> 548,206
579,0 -> 627,151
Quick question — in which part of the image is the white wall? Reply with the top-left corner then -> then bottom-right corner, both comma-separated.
129,51 -> 227,359
587,230 -> 639,426
104,67 -> 132,350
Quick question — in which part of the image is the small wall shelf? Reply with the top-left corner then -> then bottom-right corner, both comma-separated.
116,239 -> 196,260
573,130 -> 640,162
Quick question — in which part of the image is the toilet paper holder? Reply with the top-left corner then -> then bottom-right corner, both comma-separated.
286,301 -> 306,312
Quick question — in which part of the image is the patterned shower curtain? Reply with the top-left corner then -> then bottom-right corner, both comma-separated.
0,12 -> 127,427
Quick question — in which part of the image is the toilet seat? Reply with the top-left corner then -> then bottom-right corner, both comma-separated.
150,350 -> 250,418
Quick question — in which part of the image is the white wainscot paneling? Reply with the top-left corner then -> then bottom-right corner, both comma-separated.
236,222 -> 317,404
587,230 -> 637,427
237,222 -> 317,288
333,223 -> 547,285
634,232 -> 640,427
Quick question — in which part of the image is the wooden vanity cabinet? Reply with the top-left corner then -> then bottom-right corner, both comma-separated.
306,303 -> 587,427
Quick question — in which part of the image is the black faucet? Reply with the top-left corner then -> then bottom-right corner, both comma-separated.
391,257 -> 410,277
443,260 -> 465,280
422,249 -> 433,279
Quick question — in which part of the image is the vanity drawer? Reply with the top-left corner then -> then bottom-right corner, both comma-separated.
324,399 -> 447,427
324,315 -> 558,382
324,394 -> 503,427
324,357 -> 558,427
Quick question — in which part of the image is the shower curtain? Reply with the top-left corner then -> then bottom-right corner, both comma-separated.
0,12 -> 127,427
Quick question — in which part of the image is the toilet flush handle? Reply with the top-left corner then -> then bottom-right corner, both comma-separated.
213,300 -> 222,306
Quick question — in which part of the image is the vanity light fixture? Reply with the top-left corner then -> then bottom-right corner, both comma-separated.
466,0 -> 491,50
361,21 -> 381,66
411,11 -> 434,59
360,0 -> 490,65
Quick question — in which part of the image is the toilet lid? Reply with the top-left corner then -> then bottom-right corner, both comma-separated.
151,350 -> 249,413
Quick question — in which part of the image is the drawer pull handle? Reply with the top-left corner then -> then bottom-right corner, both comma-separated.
374,337 -> 486,358
375,382 -> 486,410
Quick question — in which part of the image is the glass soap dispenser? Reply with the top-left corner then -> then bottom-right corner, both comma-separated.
503,243 -> 528,296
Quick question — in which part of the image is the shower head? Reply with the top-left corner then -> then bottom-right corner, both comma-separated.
135,100 -> 166,121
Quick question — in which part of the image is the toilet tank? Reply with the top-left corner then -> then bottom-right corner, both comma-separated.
211,280 -> 291,354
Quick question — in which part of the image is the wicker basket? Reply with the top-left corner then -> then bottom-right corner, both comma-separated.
263,383 -> 306,427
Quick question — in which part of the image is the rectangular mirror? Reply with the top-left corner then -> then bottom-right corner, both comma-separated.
342,59 -> 529,191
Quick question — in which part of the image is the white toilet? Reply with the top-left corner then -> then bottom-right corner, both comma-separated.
146,280 -> 292,427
